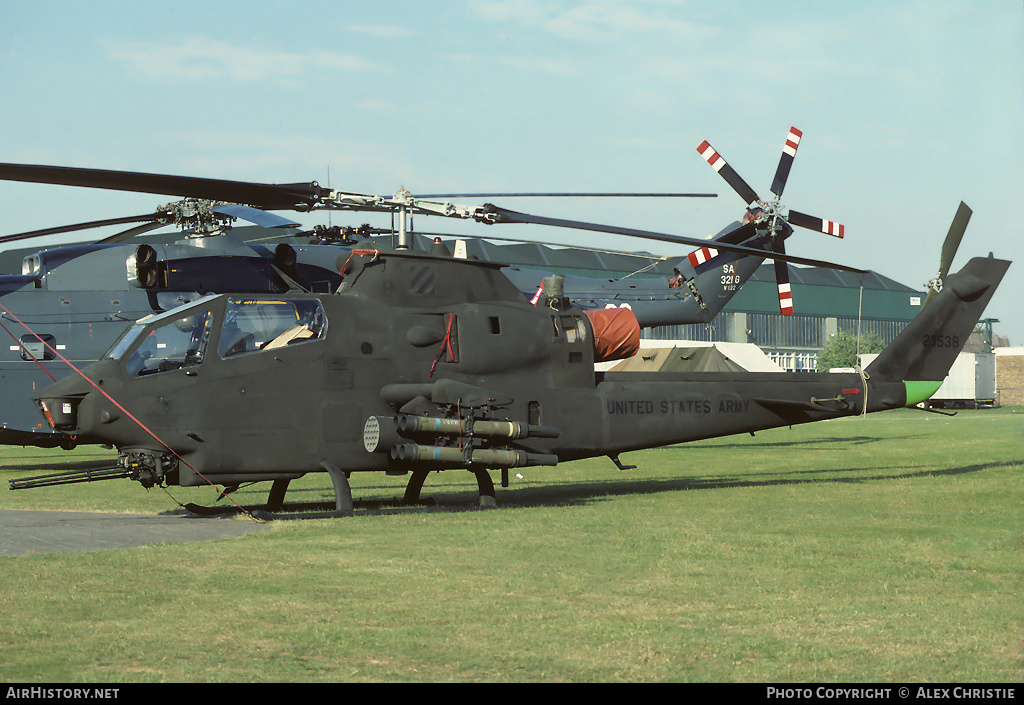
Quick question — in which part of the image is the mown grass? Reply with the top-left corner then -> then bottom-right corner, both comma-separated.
0,407 -> 1021,682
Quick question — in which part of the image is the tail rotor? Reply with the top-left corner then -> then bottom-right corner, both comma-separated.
695,126 -> 845,315
924,201 -> 972,306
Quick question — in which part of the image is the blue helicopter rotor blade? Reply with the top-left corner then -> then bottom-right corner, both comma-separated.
213,204 -> 300,229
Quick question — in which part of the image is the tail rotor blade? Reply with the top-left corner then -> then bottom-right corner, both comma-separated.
939,201 -> 972,278
924,201 -> 973,306
697,140 -> 760,207
788,210 -> 845,238
773,241 -> 794,316
770,126 -> 802,197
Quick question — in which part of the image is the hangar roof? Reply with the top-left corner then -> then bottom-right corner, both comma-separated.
398,232 -> 924,321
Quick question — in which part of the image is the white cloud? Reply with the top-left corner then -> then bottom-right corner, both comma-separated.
498,55 -> 578,75
342,24 -> 416,39
102,37 -> 388,83
355,100 -> 395,111
471,0 -> 705,42
157,129 -> 423,189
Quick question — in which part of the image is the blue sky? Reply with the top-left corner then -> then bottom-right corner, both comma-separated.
2,1 -> 1021,342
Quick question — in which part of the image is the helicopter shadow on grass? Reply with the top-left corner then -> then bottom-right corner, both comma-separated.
228,435 -> 935,515
481,460 -> 1011,512
210,456 -> 1009,519
2,459 -> 114,473
677,434 -> 929,451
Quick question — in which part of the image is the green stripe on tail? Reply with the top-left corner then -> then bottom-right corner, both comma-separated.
904,380 -> 943,407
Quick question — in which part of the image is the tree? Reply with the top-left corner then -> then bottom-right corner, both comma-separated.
815,330 -> 885,371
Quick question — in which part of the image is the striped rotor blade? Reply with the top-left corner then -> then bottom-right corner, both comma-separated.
684,221 -> 758,271
773,243 -> 794,316
696,140 -> 759,207
686,245 -> 721,270
788,210 -> 845,238
770,126 -> 803,197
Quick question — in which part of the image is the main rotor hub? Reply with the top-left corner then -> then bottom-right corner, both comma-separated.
159,198 -> 234,236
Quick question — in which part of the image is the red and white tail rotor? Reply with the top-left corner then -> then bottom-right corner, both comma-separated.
691,126 -> 845,315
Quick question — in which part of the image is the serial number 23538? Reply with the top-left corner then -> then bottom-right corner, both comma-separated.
922,334 -> 959,348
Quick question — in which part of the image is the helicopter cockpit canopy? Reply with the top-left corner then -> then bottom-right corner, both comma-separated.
103,294 -> 329,377
104,295 -> 219,377
218,297 -> 327,358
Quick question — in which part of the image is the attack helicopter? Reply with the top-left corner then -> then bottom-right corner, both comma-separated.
2,153 -> 1008,516
15,230 -> 1008,517
0,127 -> 848,449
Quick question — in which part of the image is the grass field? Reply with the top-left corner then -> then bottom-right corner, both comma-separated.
0,407 -> 1021,682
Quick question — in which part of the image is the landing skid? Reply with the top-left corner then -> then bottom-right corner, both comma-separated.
184,495 -> 435,519
184,466 -> 499,520
402,468 -> 497,507
251,462 -> 354,519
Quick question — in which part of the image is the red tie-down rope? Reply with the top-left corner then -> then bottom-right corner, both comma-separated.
429,312 -> 456,377
0,300 -> 258,519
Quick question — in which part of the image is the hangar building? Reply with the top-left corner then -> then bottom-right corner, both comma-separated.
421,233 -> 926,373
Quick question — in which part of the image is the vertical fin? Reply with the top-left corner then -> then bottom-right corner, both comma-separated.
866,255 -> 1009,384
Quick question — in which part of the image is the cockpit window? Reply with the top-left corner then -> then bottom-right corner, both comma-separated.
106,323 -> 147,361
219,298 -> 327,358
124,310 -> 213,377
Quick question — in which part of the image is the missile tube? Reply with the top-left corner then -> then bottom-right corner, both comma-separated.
390,443 -> 558,468
396,414 -> 559,440
362,414 -> 561,468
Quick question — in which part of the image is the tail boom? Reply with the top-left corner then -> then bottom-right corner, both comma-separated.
578,254 -> 1009,457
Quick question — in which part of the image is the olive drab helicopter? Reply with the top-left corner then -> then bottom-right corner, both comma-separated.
4,190 -> 1010,517
10,132 -> 1003,520
16,234 -> 1008,518
0,127 -> 847,449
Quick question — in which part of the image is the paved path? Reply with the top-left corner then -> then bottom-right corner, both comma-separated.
0,509 -> 273,557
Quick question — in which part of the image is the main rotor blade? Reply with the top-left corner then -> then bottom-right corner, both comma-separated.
0,213 -> 166,245
396,230 -> 675,262
0,163 -> 323,211
414,192 -> 717,198
696,141 -> 760,207
788,210 -> 845,238
212,204 -> 301,229
481,206 -> 866,273
770,126 -> 802,198
684,219 -> 765,270
96,220 -> 174,245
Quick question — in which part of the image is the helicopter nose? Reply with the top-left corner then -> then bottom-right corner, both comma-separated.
37,394 -> 86,432
35,359 -> 122,439
36,374 -> 97,435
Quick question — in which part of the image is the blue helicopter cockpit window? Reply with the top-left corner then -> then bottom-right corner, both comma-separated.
106,323 -> 148,362
218,298 -> 327,358
122,310 -> 213,377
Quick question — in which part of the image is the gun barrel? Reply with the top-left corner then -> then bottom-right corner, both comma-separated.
9,467 -> 130,490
